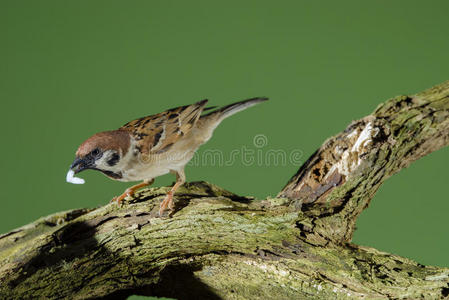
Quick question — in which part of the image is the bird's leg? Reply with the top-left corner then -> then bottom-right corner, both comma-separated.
159,169 -> 185,216
111,178 -> 154,205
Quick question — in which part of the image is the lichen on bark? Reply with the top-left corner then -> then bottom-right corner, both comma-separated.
0,81 -> 448,299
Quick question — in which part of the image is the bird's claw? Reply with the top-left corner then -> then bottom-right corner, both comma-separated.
159,192 -> 175,217
110,189 -> 133,206
110,196 -> 123,206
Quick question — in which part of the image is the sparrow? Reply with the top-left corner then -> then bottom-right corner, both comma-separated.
67,97 -> 268,215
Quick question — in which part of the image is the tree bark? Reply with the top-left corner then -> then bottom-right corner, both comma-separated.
1,81 -> 448,300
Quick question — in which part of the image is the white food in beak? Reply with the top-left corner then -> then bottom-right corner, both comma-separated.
66,169 -> 85,184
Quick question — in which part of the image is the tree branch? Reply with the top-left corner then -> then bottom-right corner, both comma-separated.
279,81 -> 449,244
0,81 -> 448,299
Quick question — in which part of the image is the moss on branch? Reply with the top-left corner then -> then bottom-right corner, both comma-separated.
1,81 -> 449,299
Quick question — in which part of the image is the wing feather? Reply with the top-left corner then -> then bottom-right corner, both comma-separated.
120,99 -> 208,156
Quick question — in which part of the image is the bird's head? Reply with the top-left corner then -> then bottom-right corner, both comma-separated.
67,130 -> 130,183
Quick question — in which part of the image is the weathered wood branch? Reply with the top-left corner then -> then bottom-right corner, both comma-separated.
279,81 -> 449,245
0,81 -> 448,299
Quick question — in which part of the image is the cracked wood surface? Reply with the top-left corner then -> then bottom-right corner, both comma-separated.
279,81 -> 449,245
0,81 -> 448,299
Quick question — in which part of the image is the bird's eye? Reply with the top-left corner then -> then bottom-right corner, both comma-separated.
91,148 -> 100,156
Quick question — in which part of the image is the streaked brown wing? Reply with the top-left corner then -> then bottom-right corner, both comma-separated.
120,99 -> 208,156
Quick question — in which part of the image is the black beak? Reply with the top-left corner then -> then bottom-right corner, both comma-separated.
70,157 -> 93,174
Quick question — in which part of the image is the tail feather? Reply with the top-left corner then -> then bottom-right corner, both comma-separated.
202,97 -> 268,121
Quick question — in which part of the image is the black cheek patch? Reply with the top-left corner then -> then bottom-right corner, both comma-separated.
107,153 -> 120,166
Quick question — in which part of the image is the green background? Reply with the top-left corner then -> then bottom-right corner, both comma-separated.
1,1 -> 448,298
